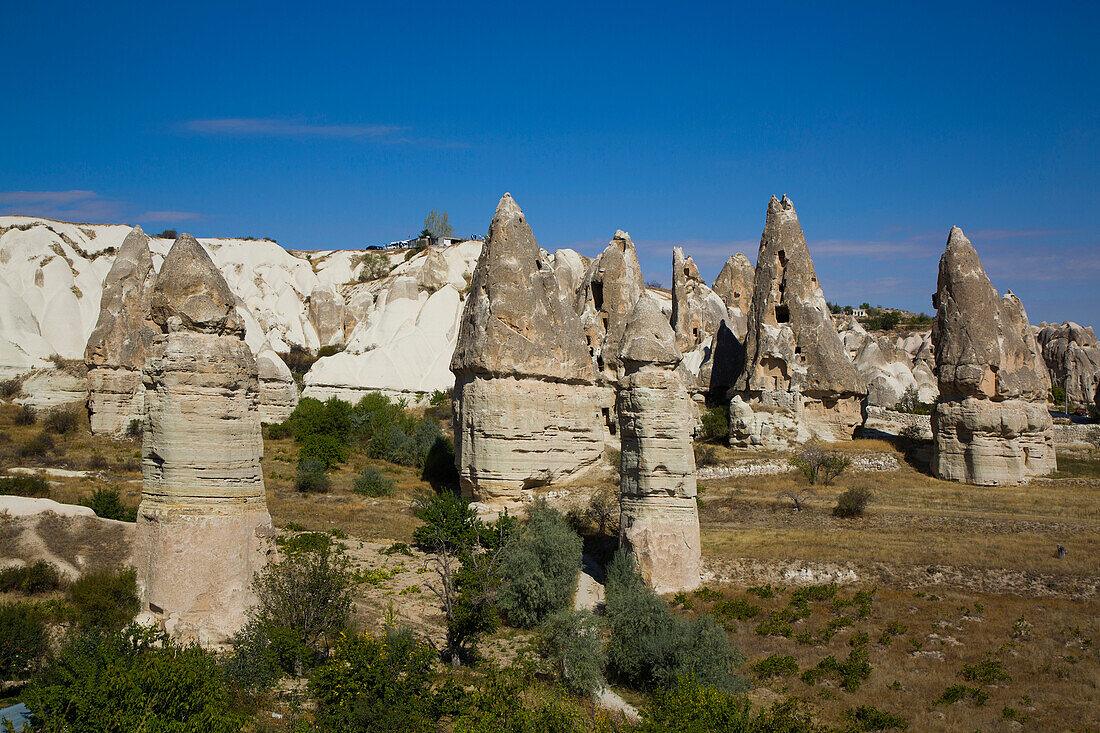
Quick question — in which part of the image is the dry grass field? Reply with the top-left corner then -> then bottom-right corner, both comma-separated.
2,401 -> 1098,730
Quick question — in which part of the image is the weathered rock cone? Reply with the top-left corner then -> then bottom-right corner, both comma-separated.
617,295 -> 701,594
712,253 -> 755,339
135,234 -> 275,644
671,247 -> 726,353
84,226 -> 158,434
930,227 -> 1055,485
257,347 -> 298,423
576,230 -> 647,382
1036,321 -> 1100,410
451,194 -> 605,506
308,288 -> 346,347
730,196 -> 865,447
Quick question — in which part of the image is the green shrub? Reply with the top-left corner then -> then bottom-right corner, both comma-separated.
752,654 -> 799,679
746,584 -> 781,599
353,466 -> 395,497
0,378 -> 21,398
834,486 -> 872,517
0,602 -> 49,680
19,431 -> 55,457
231,540 -> 354,677
841,704 -> 909,730
412,491 -> 479,552
960,657 -> 1010,684
44,408 -> 79,434
800,646 -> 872,692
299,433 -> 347,468
317,344 -> 344,358
80,488 -> 137,521
278,530 -> 332,554
67,567 -> 140,630
790,443 -> 851,486
497,500 -> 582,628
13,405 -> 36,425
537,609 -> 606,696
698,405 -> 729,443
712,598 -> 761,625
0,561 -> 64,595
0,474 -> 50,497
356,252 -> 393,282
934,684 -> 989,706
429,389 -> 449,407
635,677 -> 817,733
295,458 -> 332,493
310,628 -> 442,732
605,551 -> 746,692
24,624 -> 245,732
125,418 -> 142,438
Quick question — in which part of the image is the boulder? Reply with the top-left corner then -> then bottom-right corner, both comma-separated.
451,194 -> 606,506
930,227 -> 1055,485
256,348 -> 298,423
135,234 -> 275,645
617,296 -> 700,594
84,226 -> 159,434
730,196 -> 865,446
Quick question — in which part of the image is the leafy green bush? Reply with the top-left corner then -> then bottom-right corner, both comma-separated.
80,488 -> 137,521
699,405 -> 729,443
634,677 -> 816,733
497,500 -> 582,628
0,602 -> 49,680
429,389 -> 450,407
841,705 -> 908,730
800,646 -> 872,692
67,567 -> 140,630
790,443 -> 851,486
229,540 -> 354,678
356,251 -> 393,282
125,418 -> 142,439
24,624 -> 245,732
299,433 -> 347,468
295,458 -> 332,493
0,474 -> 50,497
605,551 -> 746,692
412,491 -> 479,552
834,486 -> 872,517
44,408 -> 79,434
712,598 -> 761,624
0,561 -> 64,595
537,609 -> 606,696
310,628 -> 443,732
751,654 -> 799,679
353,466 -> 395,497
960,657 -> 1010,685
934,684 -> 989,706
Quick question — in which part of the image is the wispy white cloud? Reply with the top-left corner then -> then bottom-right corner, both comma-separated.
179,117 -> 468,148
0,190 -> 126,222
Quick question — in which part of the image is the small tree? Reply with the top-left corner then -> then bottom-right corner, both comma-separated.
423,210 -> 453,238
496,500 -> 582,628
537,609 -> 607,697
790,443 -> 851,486
834,486 -> 872,518
357,252 -> 391,281
156,229 -> 178,239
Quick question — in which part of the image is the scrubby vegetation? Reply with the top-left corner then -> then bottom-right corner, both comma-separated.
790,442 -> 851,486
0,473 -> 50,497
497,499 -> 582,628
0,561 -> 65,595
80,487 -> 137,521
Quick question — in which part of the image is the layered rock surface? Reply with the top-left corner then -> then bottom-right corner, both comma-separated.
711,253 -> 755,339
930,227 -> 1055,485
617,296 -> 700,594
451,194 -> 605,506
730,196 -> 865,447
135,234 -> 275,645
1036,321 -> 1100,410
84,226 -> 159,434
575,230 -> 647,382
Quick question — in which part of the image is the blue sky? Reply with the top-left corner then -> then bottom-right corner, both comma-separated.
2,1 -> 1097,325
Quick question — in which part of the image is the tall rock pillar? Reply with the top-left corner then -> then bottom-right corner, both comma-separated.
930,227 -> 1056,485
85,226 -> 158,434
617,296 -> 701,594
451,194 -> 605,508
135,234 -> 275,644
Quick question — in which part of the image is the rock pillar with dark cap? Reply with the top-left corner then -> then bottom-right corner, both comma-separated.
135,233 -> 275,644
617,295 -> 701,594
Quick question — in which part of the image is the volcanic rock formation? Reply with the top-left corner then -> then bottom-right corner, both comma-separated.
930,227 -> 1056,485
256,347 -> 299,423
1036,321 -> 1100,410
135,234 -> 275,644
575,230 -> 647,382
84,226 -> 159,434
451,194 -> 606,507
308,288 -> 346,347
712,253 -> 755,339
730,196 -> 865,447
617,295 -> 701,594
671,247 -> 727,353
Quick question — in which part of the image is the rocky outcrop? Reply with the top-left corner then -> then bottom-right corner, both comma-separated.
671,247 -> 726,353
712,253 -> 755,339
451,194 -> 606,506
1036,321 -> 1100,410
617,296 -> 700,594
256,348 -> 298,423
575,230 -> 647,381
730,196 -> 865,447
930,227 -> 1055,486
308,288 -> 346,347
135,234 -> 275,645
84,226 -> 159,434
